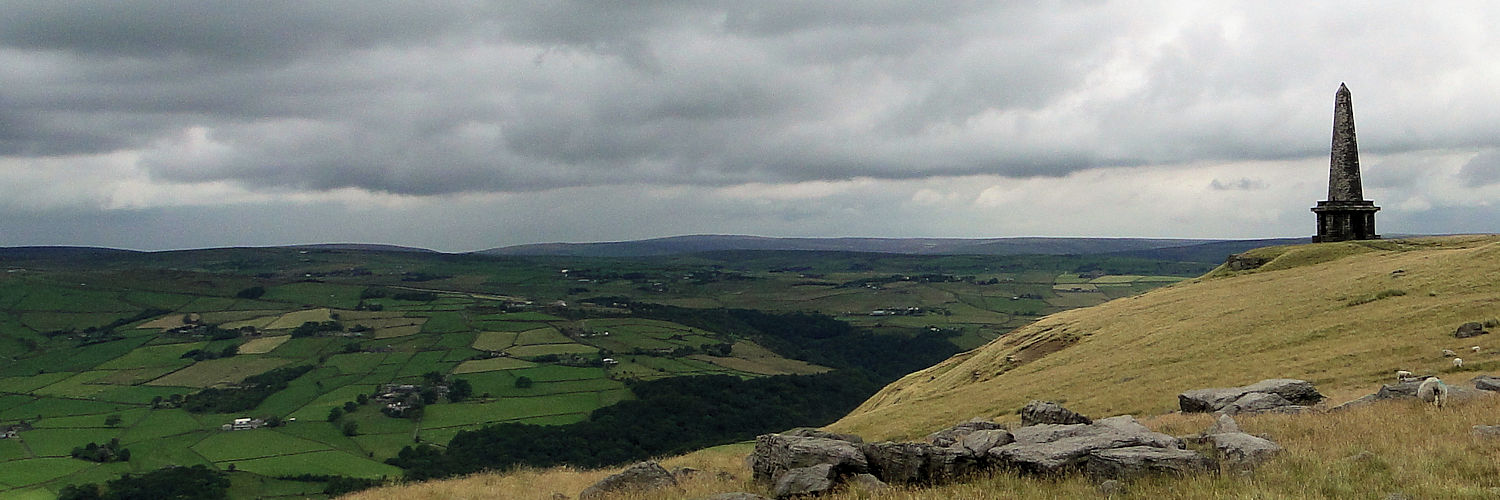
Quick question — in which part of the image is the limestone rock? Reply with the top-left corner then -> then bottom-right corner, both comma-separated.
1018,400 -> 1092,426
957,429 -> 1014,456
749,434 -> 868,484
1455,322 -> 1489,339
1084,446 -> 1215,481
860,441 -> 981,484
1208,432 -> 1283,470
1240,379 -> 1325,406
1472,375 -> 1500,392
671,466 -> 701,479
925,417 -> 1005,447
781,427 -> 864,444
771,464 -> 836,499
579,461 -> 678,499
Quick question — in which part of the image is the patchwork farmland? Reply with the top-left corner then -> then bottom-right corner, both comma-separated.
0,246 -> 1203,497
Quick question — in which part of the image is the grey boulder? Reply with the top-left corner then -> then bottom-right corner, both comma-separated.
1208,432 -> 1283,470
860,441 -> 982,484
579,461 -> 678,499
1018,400 -> 1092,426
1084,446 -> 1216,481
749,434 -> 868,484
772,464 -> 837,499
925,417 -> 1005,447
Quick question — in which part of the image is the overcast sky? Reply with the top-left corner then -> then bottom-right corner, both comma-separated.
3,1 -> 1499,252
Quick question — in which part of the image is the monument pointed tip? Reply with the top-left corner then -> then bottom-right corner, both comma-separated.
1338,82 -> 1349,92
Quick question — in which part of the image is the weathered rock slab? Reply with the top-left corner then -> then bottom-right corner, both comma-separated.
957,429 -> 1014,456
700,494 -> 770,500
1084,446 -> 1216,481
990,425 -> 1182,475
1019,400 -> 1092,426
772,464 -> 836,499
1179,379 -> 1323,413
749,434 -> 868,484
926,417 -> 1005,447
579,461 -> 678,499
1472,425 -> 1500,439
781,427 -> 863,443
860,441 -> 982,484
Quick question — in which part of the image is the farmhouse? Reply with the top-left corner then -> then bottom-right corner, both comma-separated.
220,417 -> 265,431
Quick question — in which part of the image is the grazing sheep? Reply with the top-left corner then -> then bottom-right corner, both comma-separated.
1453,357 -> 1464,368
1417,377 -> 1449,408
1442,349 -> 1457,357
1395,370 -> 1415,382
1473,346 -> 1482,353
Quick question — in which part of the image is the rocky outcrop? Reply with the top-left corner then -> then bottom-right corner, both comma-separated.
1455,322 -> 1489,338
860,441 -> 982,484
989,416 -> 1183,475
1224,253 -> 1270,271
925,417 -> 1005,447
1179,379 -> 1324,414
1207,432 -> 1283,470
747,410 -> 1283,496
579,461 -> 678,499
782,427 -> 864,443
1018,400 -> 1092,426
772,464 -> 836,499
749,434 -> 868,484
957,429 -> 1014,455
1083,446 -> 1215,481
1472,425 -> 1500,439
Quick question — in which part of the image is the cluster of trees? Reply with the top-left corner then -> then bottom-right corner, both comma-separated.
388,306 -> 960,480
58,465 -> 229,500
70,438 -> 130,463
42,308 -> 170,345
234,286 -> 266,299
275,474 -> 384,496
290,320 -> 344,338
180,344 -> 238,361
182,365 -> 315,413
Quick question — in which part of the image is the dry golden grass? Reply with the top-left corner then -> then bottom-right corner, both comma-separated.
832,236 -> 1500,441
346,395 -> 1500,499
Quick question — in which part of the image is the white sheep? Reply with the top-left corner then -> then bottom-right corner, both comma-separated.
1395,370 -> 1415,382
1453,357 -> 1464,368
1442,349 -> 1457,357
1417,377 -> 1449,408
1473,346 -> 1482,353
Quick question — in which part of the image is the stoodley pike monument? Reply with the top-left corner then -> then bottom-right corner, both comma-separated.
1312,83 -> 1380,242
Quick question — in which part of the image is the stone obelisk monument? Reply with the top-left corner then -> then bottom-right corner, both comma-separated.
1312,83 -> 1379,242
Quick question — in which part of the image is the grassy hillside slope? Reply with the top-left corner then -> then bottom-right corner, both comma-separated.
831,235 -> 1500,440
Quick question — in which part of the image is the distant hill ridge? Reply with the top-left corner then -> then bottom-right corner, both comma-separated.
481,235 -> 1305,260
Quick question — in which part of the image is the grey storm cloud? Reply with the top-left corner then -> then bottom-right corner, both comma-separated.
1458,150 -> 1500,187
4,1 -> 1500,196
